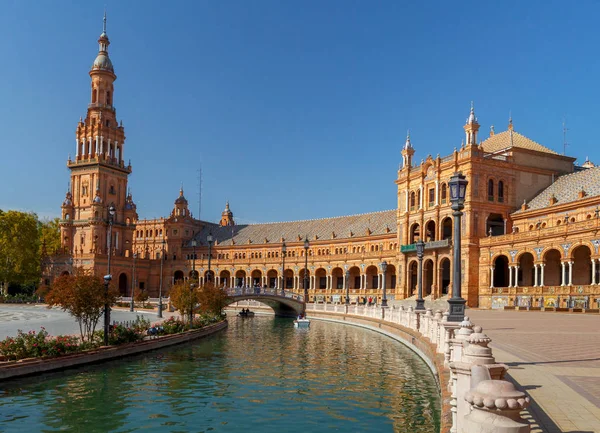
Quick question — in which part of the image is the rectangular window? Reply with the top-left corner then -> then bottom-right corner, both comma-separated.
428,188 -> 435,207
391,275 -> 396,289
319,277 -> 327,289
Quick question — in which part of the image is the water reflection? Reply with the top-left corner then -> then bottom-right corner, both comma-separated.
0,316 -> 439,432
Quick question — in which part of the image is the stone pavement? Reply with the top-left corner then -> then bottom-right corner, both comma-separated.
469,309 -> 600,433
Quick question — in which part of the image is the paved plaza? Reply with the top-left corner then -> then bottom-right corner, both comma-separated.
469,309 -> 600,433
0,305 -> 166,340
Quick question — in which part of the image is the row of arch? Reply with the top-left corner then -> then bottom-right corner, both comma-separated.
173,265 -> 398,291
409,218 -> 452,244
136,228 -> 163,238
487,179 -> 506,203
491,244 -> 598,287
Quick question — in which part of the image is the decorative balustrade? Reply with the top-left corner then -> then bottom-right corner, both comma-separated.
307,303 -> 532,433
401,238 -> 450,253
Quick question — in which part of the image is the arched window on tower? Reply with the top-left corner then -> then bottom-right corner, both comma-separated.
441,183 -> 447,204
106,91 -> 111,105
410,192 -> 416,211
488,179 -> 494,202
92,89 -> 97,103
498,181 -> 505,203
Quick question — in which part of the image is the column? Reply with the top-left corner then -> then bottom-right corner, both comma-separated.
378,273 -> 382,289
508,265 -> 513,288
342,273 -> 346,292
593,259 -> 597,285
561,262 -> 566,286
489,266 -> 494,288
405,190 -> 409,212
434,180 -> 439,206
568,261 -> 573,286
533,264 -> 538,287
359,274 -> 364,290
540,264 -> 545,287
75,139 -> 80,157
514,265 -> 519,288
419,185 -> 423,210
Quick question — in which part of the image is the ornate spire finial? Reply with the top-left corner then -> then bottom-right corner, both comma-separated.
180,183 -> 184,195
103,7 -> 107,34
404,129 -> 412,150
508,110 -> 513,130
490,125 -> 495,136
471,100 -> 474,113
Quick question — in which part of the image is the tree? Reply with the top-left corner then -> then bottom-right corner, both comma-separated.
39,217 -> 62,256
0,210 -> 41,295
46,273 -> 119,342
197,282 -> 230,315
169,279 -> 200,323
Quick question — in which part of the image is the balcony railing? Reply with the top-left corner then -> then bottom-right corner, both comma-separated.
400,238 -> 450,253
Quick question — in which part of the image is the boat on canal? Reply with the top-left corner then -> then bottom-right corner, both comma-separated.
294,318 -> 310,328
238,310 -> 255,317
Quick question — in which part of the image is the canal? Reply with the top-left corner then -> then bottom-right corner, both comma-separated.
0,315 -> 440,432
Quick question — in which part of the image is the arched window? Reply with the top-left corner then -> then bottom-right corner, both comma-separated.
410,192 -> 416,210
106,91 -> 111,105
488,179 -> 494,201
441,183 -> 447,204
498,181 -> 504,203
92,89 -> 97,103
417,190 -> 422,208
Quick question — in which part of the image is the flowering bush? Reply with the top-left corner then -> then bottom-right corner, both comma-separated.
160,316 -> 187,334
0,327 -> 81,361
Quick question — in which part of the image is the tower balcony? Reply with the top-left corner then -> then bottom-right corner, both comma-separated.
88,103 -> 116,112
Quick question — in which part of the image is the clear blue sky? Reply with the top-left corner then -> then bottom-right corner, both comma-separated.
2,0 -> 599,224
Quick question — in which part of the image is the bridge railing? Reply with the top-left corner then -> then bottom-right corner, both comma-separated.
307,303 -> 533,433
224,287 -> 304,302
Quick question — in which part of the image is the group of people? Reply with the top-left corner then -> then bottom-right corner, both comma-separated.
356,296 -> 375,306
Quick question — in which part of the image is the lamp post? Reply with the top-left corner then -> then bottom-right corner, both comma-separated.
158,238 -> 165,318
345,269 -> 350,305
448,172 -> 468,322
281,242 -> 287,295
207,232 -> 213,282
381,261 -> 388,307
130,252 -> 136,312
415,240 -> 425,311
104,204 -> 116,346
190,239 -> 197,324
303,237 -> 309,307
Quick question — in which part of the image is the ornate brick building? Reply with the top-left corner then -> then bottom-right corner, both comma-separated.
55,21 -> 600,309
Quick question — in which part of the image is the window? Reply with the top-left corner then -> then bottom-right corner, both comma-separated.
109,185 -> 115,195
441,183 -> 447,204
498,181 -> 504,203
428,188 -> 435,207
173,229 -> 178,235
417,190 -> 422,208
410,192 -> 416,211
488,179 -> 494,202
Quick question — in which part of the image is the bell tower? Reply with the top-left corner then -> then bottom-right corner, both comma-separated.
60,13 -> 137,261
463,101 -> 480,146
400,131 -> 415,169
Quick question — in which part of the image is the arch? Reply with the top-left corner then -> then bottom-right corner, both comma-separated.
441,217 -> 452,240
267,269 -> 278,288
493,255 -> 509,287
441,183 -> 447,204
487,213 -> 505,236
385,264 -> 397,291
106,90 -> 111,105
518,252 -> 535,287
439,258 -> 450,295
488,179 -> 494,201
572,245 -> 592,285
409,261 -> 418,295
190,270 -> 199,280
348,266 -> 360,290
251,269 -> 262,287
283,268 -> 294,289
410,223 -> 421,244
174,270 -> 184,282
219,270 -> 231,287
92,88 -> 97,103
315,268 -> 327,290
332,267 -> 344,290
410,191 -> 416,210
204,269 -> 214,283
424,259 -> 434,296
543,249 -> 561,286
235,269 -> 247,287
365,265 -> 378,289
299,268 -> 311,290
498,180 -> 505,203
60,270 -> 70,276
425,220 -> 436,242
118,273 -> 128,296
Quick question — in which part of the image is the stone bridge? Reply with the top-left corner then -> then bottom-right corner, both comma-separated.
224,287 -> 305,317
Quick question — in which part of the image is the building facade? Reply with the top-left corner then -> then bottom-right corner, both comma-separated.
53,22 -> 600,309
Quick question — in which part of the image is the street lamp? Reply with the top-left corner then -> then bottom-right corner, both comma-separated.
130,252 -> 136,312
104,204 -> 116,346
448,172 -> 468,322
281,241 -> 287,295
190,239 -> 197,324
345,269 -> 350,305
381,261 -> 388,307
303,237 -> 309,307
207,232 -> 214,282
415,240 -> 425,311
158,238 -> 165,318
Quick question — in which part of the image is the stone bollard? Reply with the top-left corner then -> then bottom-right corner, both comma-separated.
463,365 -> 530,433
432,310 -> 444,351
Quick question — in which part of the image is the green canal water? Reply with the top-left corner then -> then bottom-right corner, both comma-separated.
0,316 -> 440,432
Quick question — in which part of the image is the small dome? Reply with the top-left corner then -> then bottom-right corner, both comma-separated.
175,187 -> 188,205
93,195 -> 102,204
62,192 -> 72,206
92,53 -> 114,73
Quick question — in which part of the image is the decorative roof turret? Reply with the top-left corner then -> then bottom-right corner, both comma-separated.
464,101 -> 480,146
62,190 -> 73,207
175,186 -> 188,205
220,201 -> 235,226
400,130 -> 415,169
91,11 -> 114,75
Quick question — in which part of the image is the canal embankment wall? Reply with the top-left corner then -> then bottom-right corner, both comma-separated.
0,320 -> 228,381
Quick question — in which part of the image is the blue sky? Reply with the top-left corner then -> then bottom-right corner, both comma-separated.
2,0 -> 599,224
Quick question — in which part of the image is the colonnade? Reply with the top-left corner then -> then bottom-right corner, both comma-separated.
490,258 -> 600,287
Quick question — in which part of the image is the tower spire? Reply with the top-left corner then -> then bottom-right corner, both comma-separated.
464,102 -> 480,146
103,8 -> 107,34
